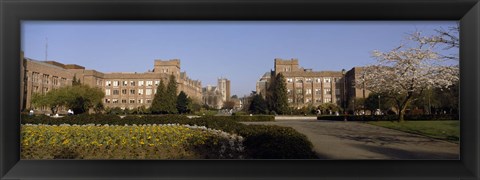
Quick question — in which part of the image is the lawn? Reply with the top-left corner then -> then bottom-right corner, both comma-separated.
366,120 -> 460,143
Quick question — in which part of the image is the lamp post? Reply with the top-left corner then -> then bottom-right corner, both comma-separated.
342,69 -> 347,121
378,95 -> 381,115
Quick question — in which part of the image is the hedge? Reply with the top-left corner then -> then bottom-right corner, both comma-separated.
317,114 -> 459,121
21,114 -> 316,159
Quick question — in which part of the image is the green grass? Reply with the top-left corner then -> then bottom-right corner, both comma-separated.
366,120 -> 460,143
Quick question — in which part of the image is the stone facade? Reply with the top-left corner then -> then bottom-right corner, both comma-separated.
22,57 -> 203,112
202,78 -> 231,109
258,58 -> 368,109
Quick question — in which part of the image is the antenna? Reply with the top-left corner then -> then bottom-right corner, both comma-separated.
45,37 -> 48,60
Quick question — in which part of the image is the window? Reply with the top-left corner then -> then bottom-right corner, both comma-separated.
295,78 -> 302,83
315,78 -> 321,83
315,98 -> 322,103
138,89 -> 144,95
113,81 -> 119,87
129,99 -> 135,104
288,98 -> 293,103
155,80 -> 160,86
296,88 -> 302,94
43,74 -> 50,84
106,81 -> 112,87
287,78 -> 293,83
146,89 -> 152,95
315,89 -> 322,95
154,89 -> 157,94
112,99 -> 119,104
306,98 -> 312,103
146,99 -> 152,103
43,87 -> 49,94
138,81 -> 144,86
121,99 -> 127,104
122,89 -> 127,95
97,79 -> 102,86
130,81 -> 136,86
122,81 -> 128,86
105,99 -> 111,103
324,78 -> 331,83
287,89 -> 292,95
105,89 -> 111,96
306,89 -> 312,95
138,99 -> 143,104
306,78 -> 312,83
32,72 -> 40,82
146,81 -> 153,86
61,77 -> 67,85
113,90 -> 119,95
130,89 -> 135,95
52,76 -> 59,85
33,86 -> 39,93
324,88 -> 332,95
324,98 -> 332,103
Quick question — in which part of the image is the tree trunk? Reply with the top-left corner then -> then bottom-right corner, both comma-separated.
397,93 -> 413,123
398,107 -> 406,122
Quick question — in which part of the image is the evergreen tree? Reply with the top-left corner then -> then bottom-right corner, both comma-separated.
151,79 -> 166,114
248,94 -> 267,114
165,74 -> 178,114
265,73 -> 275,112
72,75 -> 81,86
176,91 -> 190,114
270,73 -> 289,114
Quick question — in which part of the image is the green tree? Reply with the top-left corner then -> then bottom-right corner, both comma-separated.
31,85 -> 104,114
151,79 -> 166,114
271,73 -> 289,114
72,75 -> 81,86
66,85 -> 104,114
249,94 -> 267,114
176,91 -> 190,114
31,88 -> 68,115
165,74 -> 178,114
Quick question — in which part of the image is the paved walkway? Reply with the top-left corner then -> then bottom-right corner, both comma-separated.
243,119 -> 459,159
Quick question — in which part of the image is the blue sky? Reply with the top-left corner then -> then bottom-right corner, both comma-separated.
22,21 -> 457,97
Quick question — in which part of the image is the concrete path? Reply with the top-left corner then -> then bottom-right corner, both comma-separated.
243,119 -> 459,160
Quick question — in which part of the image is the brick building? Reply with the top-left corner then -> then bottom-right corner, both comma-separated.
344,67 -> 371,111
22,57 -> 203,113
257,58 -> 369,110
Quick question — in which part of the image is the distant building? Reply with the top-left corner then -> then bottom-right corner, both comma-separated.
22,57 -> 202,113
202,78 -> 231,109
255,72 -> 272,99
218,78 -> 231,102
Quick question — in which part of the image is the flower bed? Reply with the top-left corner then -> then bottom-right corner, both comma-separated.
21,124 -> 244,159
22,114 -> 317,159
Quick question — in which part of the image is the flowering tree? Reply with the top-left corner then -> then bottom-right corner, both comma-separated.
358,31 -> 459,122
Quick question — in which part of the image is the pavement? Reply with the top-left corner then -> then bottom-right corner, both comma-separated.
242,118 -> 460,160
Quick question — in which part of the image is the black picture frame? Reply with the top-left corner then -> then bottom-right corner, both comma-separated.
1,0 -> 479,179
